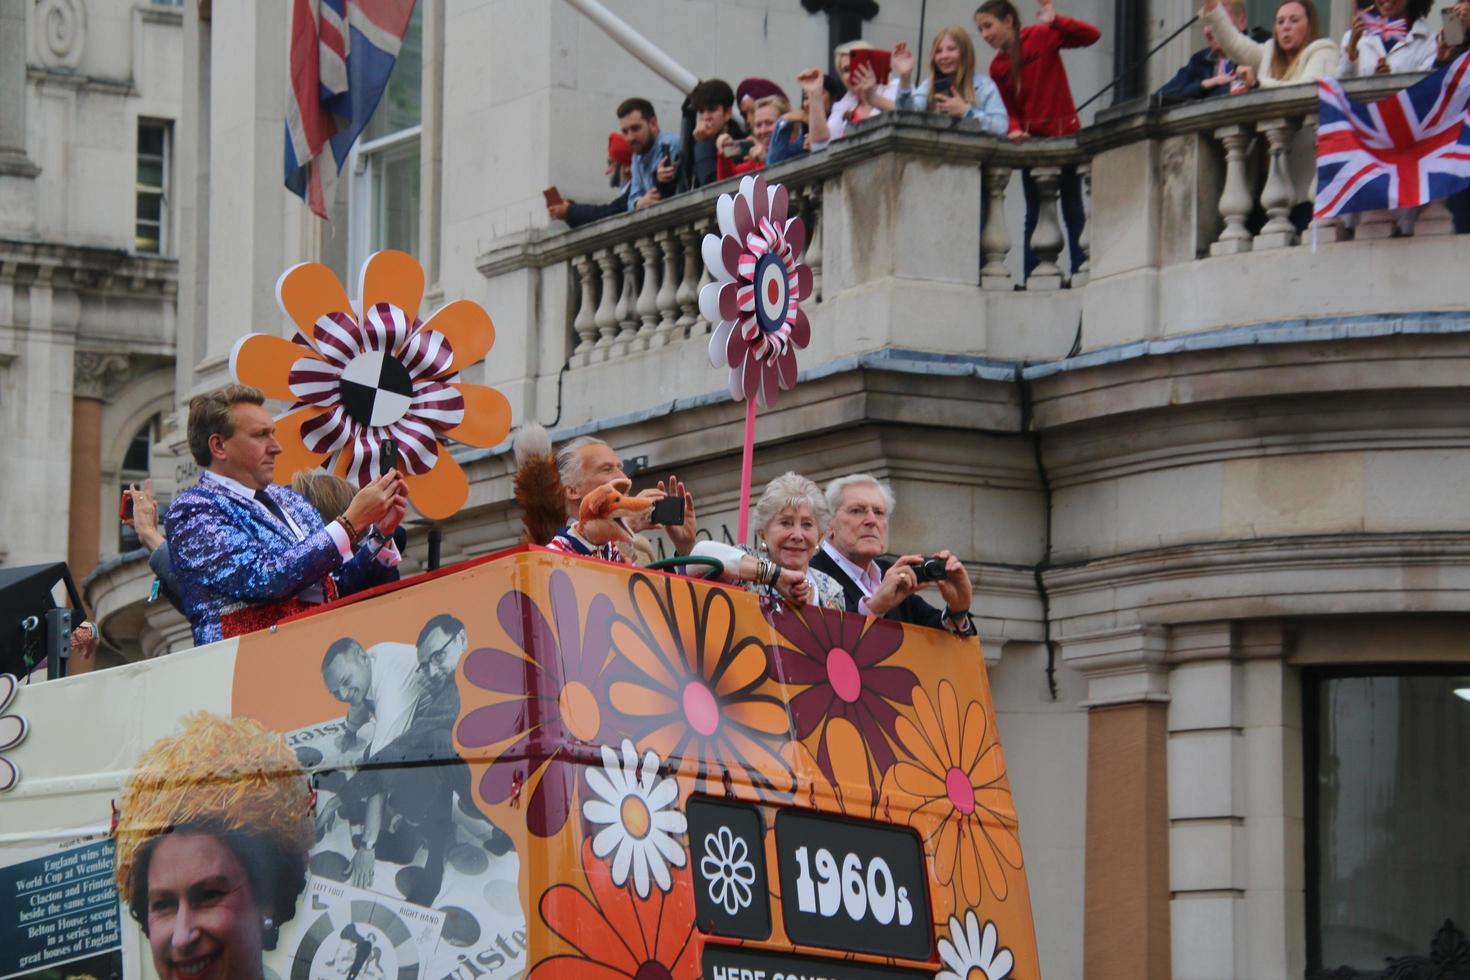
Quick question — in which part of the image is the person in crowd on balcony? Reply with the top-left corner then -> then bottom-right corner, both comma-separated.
165,384 -> 406,646
770,69 -> 845,165
121,478 -> 185,614
893,29 -> 1009,135
1156,0 -> 1270,101
672,79 -> 747,192
114,712 -> 312,980
715,95 -> 792,179
690,472 -> 847,610
547,131 -> 635,228
511,422 -> 699,564
809,474 -> 977,635
1437,0 -> 1470,232
824,41 -> 903,148
1200,0 -> 1338,88
293,468 -> 404,591
976,0 -> 1098,282
551,100 -> 678,224
735,77 -> 789,133
1338,0 -> 1437,76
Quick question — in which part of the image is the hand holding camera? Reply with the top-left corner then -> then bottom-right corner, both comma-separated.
867,550 -> 972,618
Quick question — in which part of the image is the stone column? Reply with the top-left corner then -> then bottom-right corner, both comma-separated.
68,354 -> 129,582
1063,626 -> 1172,979
0,0 -> 39,175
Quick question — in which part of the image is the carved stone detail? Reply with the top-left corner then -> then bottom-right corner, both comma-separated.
1309,920 -> 1470,979
35,0 -> 85,69
73,352 -> 131,400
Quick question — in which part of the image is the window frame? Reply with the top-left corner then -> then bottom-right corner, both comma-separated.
135,118 -> 172,256
1302,662 -> 1470,976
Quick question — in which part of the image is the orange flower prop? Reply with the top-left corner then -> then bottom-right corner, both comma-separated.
890,679 -> 1023,913
230,250 -> 511,519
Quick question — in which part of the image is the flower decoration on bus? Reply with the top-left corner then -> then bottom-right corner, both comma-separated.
230,250 -> 512,520
530,839 -> 698,980
456,570 -> 618,837
699,174 -> 813,409
582,739 -> 688,898
0,674 -> 27,793
767,606 -> 916,798
607,573 -> 795,801
701,824 -> 758,915
889,679 -> 1023,912
938,910 -> 1015,980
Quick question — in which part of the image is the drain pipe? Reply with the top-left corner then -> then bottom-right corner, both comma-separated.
1016,364 -> 1059,701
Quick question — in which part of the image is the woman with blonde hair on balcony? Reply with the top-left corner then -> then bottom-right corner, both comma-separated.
893,28 -> 1009,136
1200,0 -> 1339,88
716,95 -> 792,180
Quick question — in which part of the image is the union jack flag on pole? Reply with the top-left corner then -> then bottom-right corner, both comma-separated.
285,0 -> 417,218
1315,53 -> 1470,220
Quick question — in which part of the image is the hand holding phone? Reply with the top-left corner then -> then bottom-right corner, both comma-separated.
119,487 -> 134,522
379,438 -> 400,476
848,48 -> 892,86
543,186 -> 564,207
648,495 -> 686,527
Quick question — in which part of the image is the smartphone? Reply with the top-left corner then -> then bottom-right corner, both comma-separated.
848,48 -> 892,85
933,77 -> 953,97
542,186 -> 564,207
1445,6 -> 1466,46
119,488 -> 133,521
379,438 -> 399,476
648,496 -> 686,527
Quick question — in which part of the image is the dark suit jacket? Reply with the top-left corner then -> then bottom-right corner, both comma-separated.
809,548 -> 949,631
564,187 -> 630,228
1154,32 -> 1270,103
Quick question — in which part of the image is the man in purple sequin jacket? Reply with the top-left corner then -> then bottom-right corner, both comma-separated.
165,384 -> 407,647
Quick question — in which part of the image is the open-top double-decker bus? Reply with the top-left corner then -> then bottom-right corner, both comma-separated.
0,548 -> 1038,980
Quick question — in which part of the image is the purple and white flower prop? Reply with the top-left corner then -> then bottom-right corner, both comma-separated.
698,174 -> 813,410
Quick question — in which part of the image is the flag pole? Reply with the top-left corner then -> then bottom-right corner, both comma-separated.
736,399 -> 758,545
561,0 -> 700,94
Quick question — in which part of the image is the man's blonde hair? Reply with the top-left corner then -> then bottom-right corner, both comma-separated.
186,383 -> 264,467
1223,0 -> 1247,17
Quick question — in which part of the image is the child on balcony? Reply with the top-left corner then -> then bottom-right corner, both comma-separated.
975,0 -> 1099,283
893,28 -> 1009,136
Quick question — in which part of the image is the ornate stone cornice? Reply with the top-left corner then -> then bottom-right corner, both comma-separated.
73,351 -> 131,400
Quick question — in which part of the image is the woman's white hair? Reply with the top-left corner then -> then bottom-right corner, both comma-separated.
753,472 -> 831,539
824,473 -> 896,517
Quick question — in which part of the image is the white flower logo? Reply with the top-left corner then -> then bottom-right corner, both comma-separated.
0,674 -> 28,792
937,910 -> 1014,980
582,739 -> 688,898
699,825 -> 758,916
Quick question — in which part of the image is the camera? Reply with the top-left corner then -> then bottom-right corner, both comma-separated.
913,557 -> 948,583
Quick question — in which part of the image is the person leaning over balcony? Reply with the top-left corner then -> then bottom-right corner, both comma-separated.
1200,0 -> 1338,89
715,95 -> 791,180
690,472 -> 847,610
1437,0 -> 1470,232
809,474 -> 977,636
770,69 -> 845,165
675,79 -> 747,192
893,29 -> 1009,135
1338,0 -> 1437,76
165,384 -> 406,646
823,41 -> 902,148
735,77 -> 789,134
548,131 -> 635,228
977,0 -> 1098,282
1156,0 -> 1269,101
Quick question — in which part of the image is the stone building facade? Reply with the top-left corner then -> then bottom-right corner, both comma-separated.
5,0 -> 1468,977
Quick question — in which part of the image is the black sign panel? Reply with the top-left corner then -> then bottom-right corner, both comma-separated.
703,944 -> 933,980
687,796 -> 772,939
774,809 -> 932,960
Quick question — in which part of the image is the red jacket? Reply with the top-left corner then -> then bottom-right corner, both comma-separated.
716,152 -> 764,182
988,15 -> 1100,137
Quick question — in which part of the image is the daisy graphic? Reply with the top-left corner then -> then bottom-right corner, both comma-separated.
700,824 -> 757,915
698,174 -> 813,409
582,739 -> 688,898
890,679 -> 1023,910
230,250 -> 512,519
0,674 -> 27,792
937,910 -> 1015,980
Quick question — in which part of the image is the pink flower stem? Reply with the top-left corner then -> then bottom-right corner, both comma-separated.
737,398 -> 758,544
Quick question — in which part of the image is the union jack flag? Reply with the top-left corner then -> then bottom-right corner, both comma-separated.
1358,11 -> 1408,42
284,0 -> 417,218
1315,53 -> 1470,219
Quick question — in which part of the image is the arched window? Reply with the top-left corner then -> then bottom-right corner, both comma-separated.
119,413 -> 161,551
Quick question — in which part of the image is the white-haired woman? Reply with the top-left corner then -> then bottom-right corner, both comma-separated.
692,472 -> 846,610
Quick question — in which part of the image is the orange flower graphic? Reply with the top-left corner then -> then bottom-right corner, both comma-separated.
890,679 -> 1023,911
530,839 -> 699,980
230,249 -> 511,519
607,574 -> 795,801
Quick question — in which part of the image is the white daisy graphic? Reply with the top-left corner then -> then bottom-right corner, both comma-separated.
937,910 -> 1014,980
582,739 -> 688,897
699,824 -> 757,915
0,673 -> 28,792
